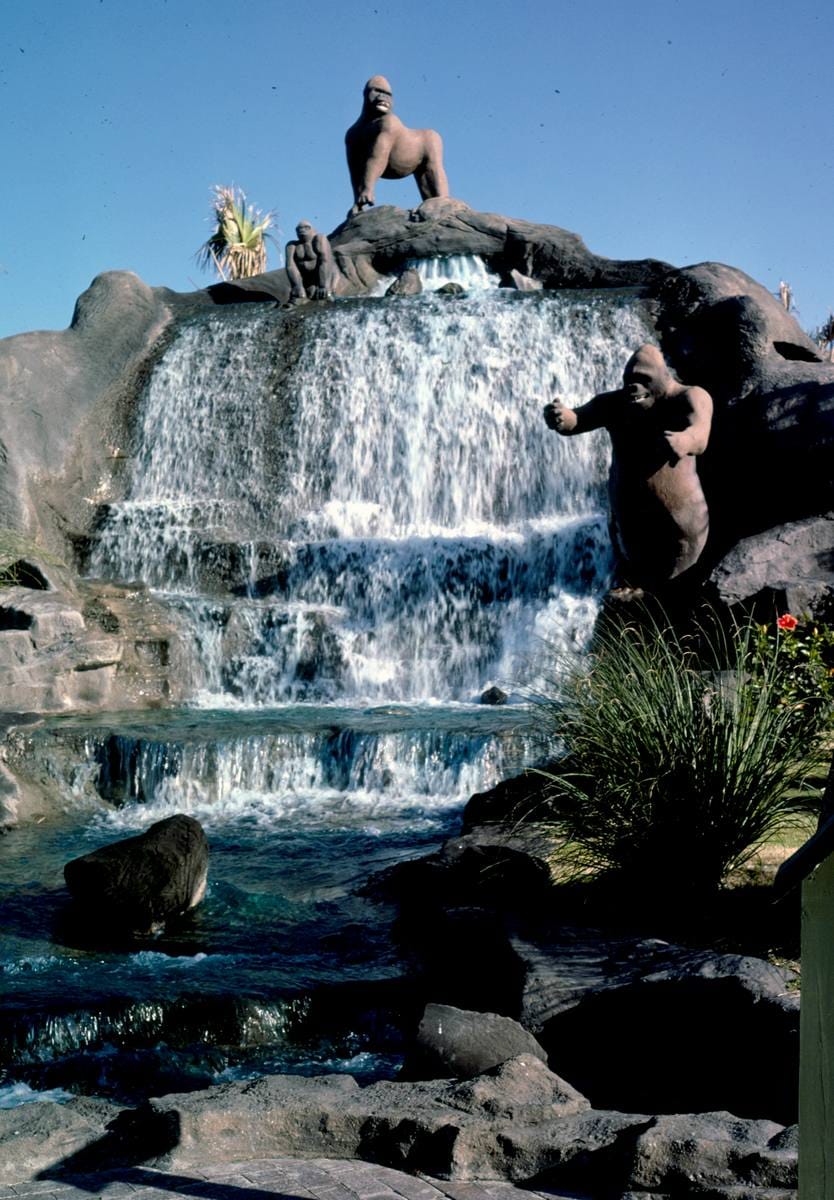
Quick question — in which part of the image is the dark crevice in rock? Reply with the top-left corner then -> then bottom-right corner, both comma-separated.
773,340 -> 822,362
5,560 -> 50,590
0,606 -> 32,630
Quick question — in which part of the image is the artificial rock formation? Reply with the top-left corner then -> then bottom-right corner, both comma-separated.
0,1058 -> 797,1195
0,204 -> 833,739
401,1003 -> 549,1081
345,75 -> 449,217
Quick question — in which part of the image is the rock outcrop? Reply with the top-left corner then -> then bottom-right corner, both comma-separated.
0,1059 -> 797,1196
709,512 -> 834,622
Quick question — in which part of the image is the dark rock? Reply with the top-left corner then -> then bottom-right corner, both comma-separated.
211,202 -> 675,305
386,268 -> 422,297
64,814 -> 209,934
462,767 -> 552,830
626,1111 -> 793,1193
709,513 -> 834,623
436,282 -> 465,295
535,949 -> 798,1125
401,1003 -> 550,1081
396,905 -> 529,1017
368,830 -> 552,913
478,686 -> 507,705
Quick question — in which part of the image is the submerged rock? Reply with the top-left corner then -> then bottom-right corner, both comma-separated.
64,814 -> 209,935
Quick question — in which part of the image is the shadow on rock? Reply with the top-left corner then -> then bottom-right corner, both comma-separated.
37,1105 -> 181,1181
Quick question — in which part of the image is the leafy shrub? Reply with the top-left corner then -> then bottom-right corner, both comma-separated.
534,616 -> 826,896
749,612 -> 834,725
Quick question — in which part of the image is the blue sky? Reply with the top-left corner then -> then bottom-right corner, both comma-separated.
1,0 -> 832,338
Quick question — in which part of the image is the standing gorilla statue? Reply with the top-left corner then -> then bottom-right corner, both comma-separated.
544,344 -> 713,595
345,75 -> 449,218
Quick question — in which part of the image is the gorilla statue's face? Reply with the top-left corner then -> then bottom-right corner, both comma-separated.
622,345 -> 671,411
623,369 -> 656,410
295,221 -> 314,243
364,76 -> 393,116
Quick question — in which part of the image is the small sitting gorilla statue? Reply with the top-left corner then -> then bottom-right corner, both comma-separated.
345,75 -> 449,218
544,344 -> 713,595
285,221 -> 337,303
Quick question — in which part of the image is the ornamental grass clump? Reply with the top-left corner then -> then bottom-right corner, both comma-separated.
535,617 -> 826,897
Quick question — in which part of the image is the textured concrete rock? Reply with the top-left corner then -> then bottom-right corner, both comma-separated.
0,587 -> 122,710
0,1061 -> 796,1194
0,1095 -> 120,1184
402,1004 -> 550,1081
626,1112 -> 794,1193
0,577 -> 187,740
0,271 -> 206,534
64,814 -> 209,934
709,513 -> 834,621
386,267 -> 422,296
107,1057 -> 638,1182
533,948 -> 798,1125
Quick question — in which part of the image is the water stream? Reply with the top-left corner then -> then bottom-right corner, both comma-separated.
0,275 -> 653,1105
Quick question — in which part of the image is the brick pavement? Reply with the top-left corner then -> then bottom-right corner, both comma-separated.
0,1159 -> 584,1200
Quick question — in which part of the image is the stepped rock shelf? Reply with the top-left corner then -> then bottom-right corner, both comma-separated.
0,203 -> 831,1196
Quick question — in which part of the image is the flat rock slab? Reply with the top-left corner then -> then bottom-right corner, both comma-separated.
3,1157 -> 584,1200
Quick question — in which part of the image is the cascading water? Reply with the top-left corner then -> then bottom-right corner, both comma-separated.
92,287 -> 648,704
1,268 -> 655,1106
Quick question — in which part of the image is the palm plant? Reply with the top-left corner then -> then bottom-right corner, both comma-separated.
533,616 -> 826,896
196,186 -> 275,281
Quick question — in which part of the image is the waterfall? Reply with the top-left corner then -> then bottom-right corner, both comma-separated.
2,270 -> 658,1106
91,285 -> 651,707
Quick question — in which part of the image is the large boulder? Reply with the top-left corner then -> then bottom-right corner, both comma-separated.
709,513 -> 834,622
530,947 -> 798,1125
63,814 -> 209,935
626,1111 -> 796,1195
401,1003 -> 550,1081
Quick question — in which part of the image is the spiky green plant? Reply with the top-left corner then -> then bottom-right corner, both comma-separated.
196,186 -> 275,281
533,616 -> 826,895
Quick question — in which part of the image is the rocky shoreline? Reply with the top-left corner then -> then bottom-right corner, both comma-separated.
0,795 -> 802,1197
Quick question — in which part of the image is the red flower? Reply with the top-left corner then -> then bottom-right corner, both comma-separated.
777,613 -> 799,631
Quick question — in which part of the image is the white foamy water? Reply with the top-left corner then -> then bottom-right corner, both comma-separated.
85,725 -> 535,833
89,283 -> 651,707
0,1082 -> 74,1109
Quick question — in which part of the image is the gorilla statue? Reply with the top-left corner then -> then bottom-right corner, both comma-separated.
345,75 -> 449,218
